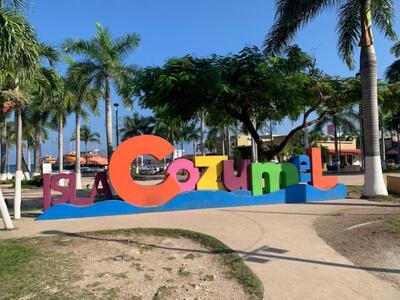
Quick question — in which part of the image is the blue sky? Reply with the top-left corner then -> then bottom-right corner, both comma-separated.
22,0 -> 400,159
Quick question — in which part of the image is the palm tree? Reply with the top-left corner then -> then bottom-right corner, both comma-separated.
184,121 -> 200,157
63,22 -> 140,161
314,107 -> 359,171
120,112 -> 155,141
64,67 -> 100,188
71,125 -> 101,152
0,9 -> 41,220
264,0 -> 395,196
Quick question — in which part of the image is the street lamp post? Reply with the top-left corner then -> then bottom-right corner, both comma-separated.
114,103 -> 119,146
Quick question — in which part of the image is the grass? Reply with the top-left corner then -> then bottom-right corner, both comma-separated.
0,228 -> 264,300
346,185 -> 400,202
390,217 -> 400,232
0,238 -> 81,299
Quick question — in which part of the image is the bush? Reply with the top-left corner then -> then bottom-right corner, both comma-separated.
12,175 -> 43,188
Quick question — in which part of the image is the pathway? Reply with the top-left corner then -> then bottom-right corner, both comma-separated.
1,199 -> 400,299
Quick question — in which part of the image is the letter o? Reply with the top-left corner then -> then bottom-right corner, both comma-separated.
166,159 -> 200,192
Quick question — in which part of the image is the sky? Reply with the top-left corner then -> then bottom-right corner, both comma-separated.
20,0 -> 400,160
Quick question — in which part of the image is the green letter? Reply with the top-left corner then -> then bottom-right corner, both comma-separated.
251,163 -> 299,196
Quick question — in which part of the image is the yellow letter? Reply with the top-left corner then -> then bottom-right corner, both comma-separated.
195,156 -> 228,190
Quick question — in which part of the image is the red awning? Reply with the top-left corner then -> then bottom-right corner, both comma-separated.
328,149 -> 361,155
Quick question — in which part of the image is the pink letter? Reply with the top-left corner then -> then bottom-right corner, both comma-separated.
166,159 -> 200,192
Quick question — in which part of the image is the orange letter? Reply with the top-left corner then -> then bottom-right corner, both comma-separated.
307,148 -> 338,190
109,135 -> 180,207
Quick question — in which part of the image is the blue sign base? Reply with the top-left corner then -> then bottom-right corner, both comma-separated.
37,183 -> 347,221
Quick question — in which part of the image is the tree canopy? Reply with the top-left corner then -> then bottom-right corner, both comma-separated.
135,45 -> 358,160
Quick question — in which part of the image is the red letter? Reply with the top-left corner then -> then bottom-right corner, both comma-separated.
307,148 -> 338,190
72,171 -> 113,205
109,135 -> 180,207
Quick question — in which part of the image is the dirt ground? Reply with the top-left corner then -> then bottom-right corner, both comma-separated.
22,231 -> 253,300
314,204 -> 400,288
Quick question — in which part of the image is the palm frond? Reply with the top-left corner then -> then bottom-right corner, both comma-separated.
0,0 -> 27,11
63,38 -> 102,61
371,0 -> 397,41
39,42 -> 60,66
0,9 -> 40,75
385,59 -> 400,83
337,0 -> 360,69
263,0 -> 338,55
390,41 -> 400,57
94,22 -> 113,54
113,33 -> 140,61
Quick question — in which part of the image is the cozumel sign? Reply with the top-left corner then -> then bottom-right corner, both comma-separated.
38,135 -> 347,220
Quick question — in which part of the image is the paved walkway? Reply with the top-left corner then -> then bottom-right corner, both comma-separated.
2,199 -> 400,299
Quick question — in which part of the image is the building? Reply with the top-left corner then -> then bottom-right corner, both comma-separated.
315,140 -> 362,171
216,134 -> 288,156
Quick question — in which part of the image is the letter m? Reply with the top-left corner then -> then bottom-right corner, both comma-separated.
251,163 -> 299,196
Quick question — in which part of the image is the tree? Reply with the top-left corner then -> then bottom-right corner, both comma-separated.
0,7 -> 41,220
263,0 -> 395,196
183,121 -> 200,156
136,46 -> 356,161
120,112 -> 155,141
63,22 -> 140,161
314,107 -> 359,171
64,66 -> 100,188
71,124 -> 101,152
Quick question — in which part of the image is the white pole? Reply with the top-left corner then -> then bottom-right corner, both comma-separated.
0,189 -> 13,229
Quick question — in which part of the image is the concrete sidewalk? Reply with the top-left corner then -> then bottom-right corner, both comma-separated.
1,199 -> 400,300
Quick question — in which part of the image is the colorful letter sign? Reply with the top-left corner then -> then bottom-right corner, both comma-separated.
38,135 -> 347,221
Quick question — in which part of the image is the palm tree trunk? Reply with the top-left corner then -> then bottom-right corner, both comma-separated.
58,116 -> 64,175
397,130 -> 400,166
22,154 -> 30,179
221,132 -> 225,156
14,106 -> 23,219
360,45 -> 388,196
251,117 -> 258,162
0,188 -> 13,229
192,140 -> 196,157
359,104 -> 365,169
227,127 -> 231,159
380,128 -> 386,170
333,115 -> 340,172
33,124 -> 42,175
75,114 -> 82,189
303,114 -> 310,151
26,143 -> 31,174
200,110 -> 205,156
105,80 -> 113,162
1,116 -> 7,180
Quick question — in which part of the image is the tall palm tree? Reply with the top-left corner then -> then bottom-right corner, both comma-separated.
120,112 -> 155,141
184,121 -> 200,157
264,0 -> 395,196
63,22 -> 139,161
314,107 -> 359,171
0,9 -> 41,220
71,124 -> 101,152
64,68 -> 100,188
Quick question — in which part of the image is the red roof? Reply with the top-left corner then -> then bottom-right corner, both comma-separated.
328,149 -> 361,155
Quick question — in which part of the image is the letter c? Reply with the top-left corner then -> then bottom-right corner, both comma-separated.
109,135 -> 180,207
